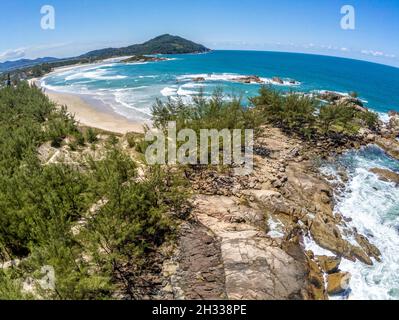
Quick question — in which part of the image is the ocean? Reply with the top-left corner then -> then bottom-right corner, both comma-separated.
41,50 -> 399,121
42,50 -> 399,300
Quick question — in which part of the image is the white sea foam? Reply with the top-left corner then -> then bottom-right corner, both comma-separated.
65,68 -> 127,81
261,77 -> 301,86
138,75 -> 158,79
378,112 -> 391,123
321,146 -> 399,300
177,73 -> 301,86
161,86 -> 178,97
177,87 -> 197,96
267,217 -> 285,239
112,89 -> 153,120
177,73 -> 241,82
181,82 -> 206,89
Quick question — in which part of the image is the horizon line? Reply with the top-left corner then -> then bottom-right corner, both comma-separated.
1,47 -> 398,71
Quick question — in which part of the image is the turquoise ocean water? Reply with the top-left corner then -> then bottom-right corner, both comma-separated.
42,50 -> 399,121
42,50 -> 399,299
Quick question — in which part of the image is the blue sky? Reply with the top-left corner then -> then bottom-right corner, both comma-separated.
1,0 -> 398,67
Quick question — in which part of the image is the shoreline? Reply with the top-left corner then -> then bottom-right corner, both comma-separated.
32,78 -> 147,135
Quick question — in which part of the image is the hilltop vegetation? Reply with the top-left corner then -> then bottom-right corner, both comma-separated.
82,34 -> 210,59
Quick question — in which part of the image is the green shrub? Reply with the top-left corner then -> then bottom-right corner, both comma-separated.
251,86 -> 318,138
0,85 -> 188,299
85,128 -> 98,144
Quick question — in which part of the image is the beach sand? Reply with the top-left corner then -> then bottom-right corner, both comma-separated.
45,90 -> 146,134
31,77 -> 146,134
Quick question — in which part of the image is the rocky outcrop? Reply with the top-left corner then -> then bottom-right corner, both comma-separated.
121,55 -> 168,63
191,195 -> 311,300
166,221 -> 227,300
317,91 -> 368,112
388,110 -> 399,134
375,137 -> 399,161
316,256 -> 341,274
161,125 -> 383,300
318,91 -> 344,103
232,75 -> 264,84
370,168 -> 399,184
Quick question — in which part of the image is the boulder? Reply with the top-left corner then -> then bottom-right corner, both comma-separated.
355,234 -> 381,261
318,91 -> 343,103
327,272 -> 351,295
307,259 -> 328,300
350,246 -> 373,265
316,256 -> 341,274
232,75 -> 264,84
375,137 -> 399,160
310,216 -> 350,256
338,96 -> 364,108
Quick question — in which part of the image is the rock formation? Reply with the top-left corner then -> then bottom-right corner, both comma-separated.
156,125 -> 382,300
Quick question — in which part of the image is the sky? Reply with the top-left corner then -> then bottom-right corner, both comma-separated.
1,0 -> 398,67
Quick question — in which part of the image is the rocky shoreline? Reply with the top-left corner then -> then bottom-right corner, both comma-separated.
191,75 -> 300,86
149,111 -> 399,300
121,55 -> 168,64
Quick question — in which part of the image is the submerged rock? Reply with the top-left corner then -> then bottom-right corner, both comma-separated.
192,77 -> 205,82
370,168 -> 399,184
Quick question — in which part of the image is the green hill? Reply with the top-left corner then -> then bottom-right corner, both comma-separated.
81,34 -> 211,59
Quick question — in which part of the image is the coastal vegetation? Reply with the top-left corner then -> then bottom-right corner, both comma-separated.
0,81 -> 385,300
152,90 -> 261,134
250,86 -> 379,138
81,34 -> 210,59
152,86 -> 379,142
0,83 -> 187,299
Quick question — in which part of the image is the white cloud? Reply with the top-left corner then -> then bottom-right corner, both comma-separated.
361,50 -> 384,57
361,49 -> 397,59
0,48 -> 26,62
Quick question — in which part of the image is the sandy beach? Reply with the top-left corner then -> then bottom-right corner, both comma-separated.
46,90 -> 146,134
27,55 -> 148,135
31,77 -> 146,134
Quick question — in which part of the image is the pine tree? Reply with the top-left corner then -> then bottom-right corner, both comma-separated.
6,73 -> 11,87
